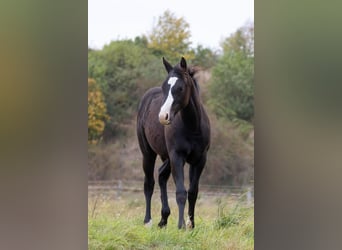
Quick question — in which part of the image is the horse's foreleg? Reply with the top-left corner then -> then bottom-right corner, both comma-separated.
142,154 -> 156,226
187,155 -> 206,229
158,159 -> 171,228
170,153 -> 186,229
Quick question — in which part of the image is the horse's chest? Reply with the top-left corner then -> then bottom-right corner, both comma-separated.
187,137 -> 206,156
166,130 -> 206,156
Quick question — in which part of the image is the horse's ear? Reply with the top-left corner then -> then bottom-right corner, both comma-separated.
180,57 -> 187,70
163,57 -> 173,73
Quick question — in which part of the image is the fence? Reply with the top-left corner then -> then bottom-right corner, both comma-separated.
88,180 -> 254,205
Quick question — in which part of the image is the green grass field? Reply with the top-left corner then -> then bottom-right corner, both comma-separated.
88,191 -> 254,250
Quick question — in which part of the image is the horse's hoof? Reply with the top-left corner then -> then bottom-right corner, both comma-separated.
158,222 -> 167,228
144,219 -> 152,228
186,217 -> 193,229
158,220 -> 167,228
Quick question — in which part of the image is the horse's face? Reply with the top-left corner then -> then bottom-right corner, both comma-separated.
159,57 -> 191,125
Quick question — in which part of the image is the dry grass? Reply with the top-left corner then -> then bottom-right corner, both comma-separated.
89,115 -> 253,186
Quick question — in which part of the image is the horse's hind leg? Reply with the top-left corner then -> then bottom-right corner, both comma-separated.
158,159 -> 171,228
187,155 -> 206,229
142,152 -> 156,226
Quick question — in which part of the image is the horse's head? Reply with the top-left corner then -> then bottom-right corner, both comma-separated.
159,57 -> 193,125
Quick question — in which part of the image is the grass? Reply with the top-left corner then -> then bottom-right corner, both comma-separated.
88,192 -> 253,250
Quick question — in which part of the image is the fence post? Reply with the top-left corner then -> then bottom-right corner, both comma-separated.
246,186 -> 252,206
117,180 -> 122,198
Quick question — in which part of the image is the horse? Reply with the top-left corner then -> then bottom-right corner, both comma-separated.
136,57 -> 210,229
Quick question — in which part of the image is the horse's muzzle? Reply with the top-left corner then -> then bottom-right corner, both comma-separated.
159,113 -> 171,125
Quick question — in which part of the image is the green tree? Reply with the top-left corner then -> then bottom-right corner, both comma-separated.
88,40 -> 165,139
209,22 -> 254,123
190,45 -> 218,69
134,35 -> 148,48
89,41 -> 145,135
148,10 -> 193,62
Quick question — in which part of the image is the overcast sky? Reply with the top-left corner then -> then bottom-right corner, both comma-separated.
88,0 -> 254,50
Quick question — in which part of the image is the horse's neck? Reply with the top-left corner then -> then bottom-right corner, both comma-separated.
181,82 -> 202,131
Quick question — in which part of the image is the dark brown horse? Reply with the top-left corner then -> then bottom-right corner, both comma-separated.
136,57 -> 210,229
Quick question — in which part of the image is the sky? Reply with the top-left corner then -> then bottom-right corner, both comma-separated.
88,0 -> 254,50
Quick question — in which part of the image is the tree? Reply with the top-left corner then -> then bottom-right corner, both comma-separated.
134,35 -> 148,48
148,10 -> 193,62
88,78 -> 108,144
88,41 -> 146,137
88,40 -> 165,140
209,22 -> 254,124
190,45 -> 218,69
221,21 -> 254,57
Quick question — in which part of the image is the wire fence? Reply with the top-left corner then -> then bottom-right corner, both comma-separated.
88,180 -> 254,205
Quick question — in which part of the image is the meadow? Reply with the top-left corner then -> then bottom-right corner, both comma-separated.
88,188 -> 254,250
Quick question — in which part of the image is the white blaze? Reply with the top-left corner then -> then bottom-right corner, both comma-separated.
159,77 -> 178,121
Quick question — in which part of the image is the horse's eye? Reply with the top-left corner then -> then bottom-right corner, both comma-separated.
178,87 -> 183,92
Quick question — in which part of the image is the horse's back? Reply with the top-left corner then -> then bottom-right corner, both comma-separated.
137,87 -> 168,159
137,87 -> 161,116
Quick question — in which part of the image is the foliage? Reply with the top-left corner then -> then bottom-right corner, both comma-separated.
215,200 -> 253,231
190,45 -> 219,69
88,78 -> 108,144
148,10 -> 193,62
88,40 -> 165,139
221,21 -> 254,57
205,114 -> 254,185
209,22 -> 254,123
88,143 -> 120,180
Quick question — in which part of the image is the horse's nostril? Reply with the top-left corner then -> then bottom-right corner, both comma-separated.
165,113 -> 168,120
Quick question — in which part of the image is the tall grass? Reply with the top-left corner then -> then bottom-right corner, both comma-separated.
88,193 -> 253,250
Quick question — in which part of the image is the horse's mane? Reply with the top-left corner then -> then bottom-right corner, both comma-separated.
189,66 -> 200,93
173,64 -> 201,93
